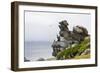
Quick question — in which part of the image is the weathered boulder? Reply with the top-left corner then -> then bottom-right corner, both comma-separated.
59,20 -> 69,31
37,58 -> 45,61
73,26 -> 88,37
24,57 -> 30,62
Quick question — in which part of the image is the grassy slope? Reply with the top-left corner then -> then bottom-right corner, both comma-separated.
74,54 -> 90,59
56,36 -> 90,60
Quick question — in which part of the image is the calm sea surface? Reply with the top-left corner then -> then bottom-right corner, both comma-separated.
24,41 -> 54,61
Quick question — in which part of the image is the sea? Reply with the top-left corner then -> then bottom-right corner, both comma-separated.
24,41 -> 54,61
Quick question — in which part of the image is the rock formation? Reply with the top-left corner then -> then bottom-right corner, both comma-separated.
52,20 -> 89,58
24,57 -> 30,62
37,58 -> 45,61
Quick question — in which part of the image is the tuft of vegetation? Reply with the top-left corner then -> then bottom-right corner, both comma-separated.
56,37 -> 90,60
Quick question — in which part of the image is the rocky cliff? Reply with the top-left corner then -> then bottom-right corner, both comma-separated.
52,20 -> 90,60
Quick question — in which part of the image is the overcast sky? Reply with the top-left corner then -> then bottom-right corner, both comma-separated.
25,11 -> 91,42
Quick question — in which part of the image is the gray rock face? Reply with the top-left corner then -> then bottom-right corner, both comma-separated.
52,20 -> 89,57
52,41 -> 72,56
37,58 -> 45,61
81,49 -> 90,55
24,57 -> 30,62
73,26 -> 88,37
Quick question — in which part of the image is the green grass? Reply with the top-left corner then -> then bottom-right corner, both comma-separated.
56,36 -> 90,60
74,54 -> 90,59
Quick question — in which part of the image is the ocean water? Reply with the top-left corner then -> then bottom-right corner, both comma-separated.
24,41 -> 54,61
